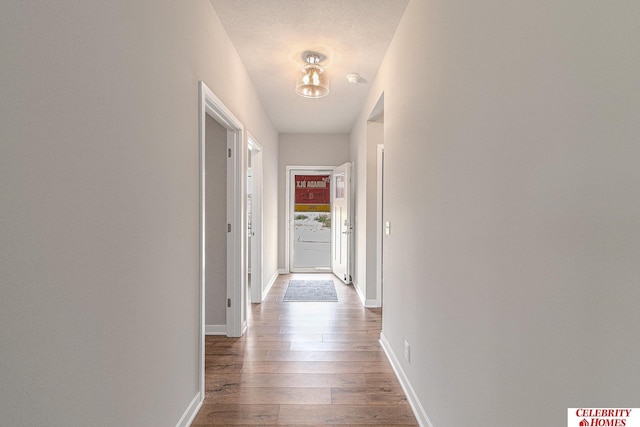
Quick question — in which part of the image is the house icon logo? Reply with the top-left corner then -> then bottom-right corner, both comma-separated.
579,419 -> 589,426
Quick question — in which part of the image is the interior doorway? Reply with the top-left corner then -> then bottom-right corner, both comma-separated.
198,81 -> 245,339
198,81 -> 245,410
368,93 -> 385,308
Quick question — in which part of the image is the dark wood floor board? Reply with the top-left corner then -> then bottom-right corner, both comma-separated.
278,324 -> 380,333
202,352 -> 269,362
205,345 -> 278,357
191,403 -> 279,425
205,340 -> 292,351
321,332 -> 382,342
205,386 -> 332,405
276,404 -> 417,425
204,361 -> 244,374
240,361 -> 394,375
266,350 -> 387,362
242,333 -> 324,342
206,372 -> 367,388
197,273 -> 417,426
364,373 -> 406,387
330,386 -> 409,405
290,341 -> 382,352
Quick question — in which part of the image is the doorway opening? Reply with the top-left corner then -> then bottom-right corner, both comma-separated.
288,168 -> 333,272
367,93 -> 385,307
198,82 -> 245,397
284,164 -> 352,282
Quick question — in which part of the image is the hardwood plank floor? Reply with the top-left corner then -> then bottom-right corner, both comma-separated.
192,273 -> 417,426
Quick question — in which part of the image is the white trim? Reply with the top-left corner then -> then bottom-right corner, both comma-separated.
247,133 -> 264,304
228,120 -> 245,339
364,299 -> 380,308
352,280 -> 366,306
278,268 -> 288,275
199,81 -> 245,341
262,270 -> 279,301
375,144 -> 385,308
205,325 -> 227,335
331,162 -> 352,283
197,82 -> 206,408
174,391 -> 202,427
285,165 -> 336,273
353,280 -> 380,308
380,333 -> 434,427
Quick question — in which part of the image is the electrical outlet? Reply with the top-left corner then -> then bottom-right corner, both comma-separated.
404,340 -> 410,363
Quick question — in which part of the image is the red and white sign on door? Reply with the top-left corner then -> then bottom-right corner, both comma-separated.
294,175 -> 330,212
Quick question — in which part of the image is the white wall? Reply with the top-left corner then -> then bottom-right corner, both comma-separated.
278,133 -> 350,270
352,0 -> 640,425
0,1 -> 278,425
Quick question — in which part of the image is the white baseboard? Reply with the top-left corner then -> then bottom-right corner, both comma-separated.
263,270 -> 279,300
380,332 -> 434,427
205,325 -> 226,335
364,298 -> 381,308
353,280 -> 366,306
351,280 -> 381,308
278,268 -> 288,274
175,391 -> 202,427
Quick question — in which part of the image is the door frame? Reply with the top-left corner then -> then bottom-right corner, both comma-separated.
332,162 -> 352,284
247,134 -> 263,303
198,81 -> 245,402
376,144 -> 384,307
284,165 -> 335,273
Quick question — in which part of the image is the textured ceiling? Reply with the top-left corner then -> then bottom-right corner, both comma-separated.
210,0 -> 408,134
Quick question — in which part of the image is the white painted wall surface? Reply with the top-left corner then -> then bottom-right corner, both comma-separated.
0,1 -> 278,425
278,134 -> 350,270
353,0 -> 640,425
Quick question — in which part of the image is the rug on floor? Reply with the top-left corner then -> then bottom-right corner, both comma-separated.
283,280 -> 338,302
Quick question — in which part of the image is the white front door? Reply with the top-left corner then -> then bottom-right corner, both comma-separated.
332,162 -> 352,284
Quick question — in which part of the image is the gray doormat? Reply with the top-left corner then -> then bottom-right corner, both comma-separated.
283,280 -> 338,302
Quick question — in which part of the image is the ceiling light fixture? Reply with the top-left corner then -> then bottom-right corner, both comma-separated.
296,53 -> 329,98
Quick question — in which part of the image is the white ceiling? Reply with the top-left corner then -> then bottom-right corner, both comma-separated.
210,0 -> 408,134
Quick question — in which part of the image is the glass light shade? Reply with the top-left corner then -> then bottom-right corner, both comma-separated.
296,63 -> 329,98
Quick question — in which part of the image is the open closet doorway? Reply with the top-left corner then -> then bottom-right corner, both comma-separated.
198,81 -> 245,339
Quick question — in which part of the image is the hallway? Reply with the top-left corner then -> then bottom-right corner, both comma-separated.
192,274 -> 418,426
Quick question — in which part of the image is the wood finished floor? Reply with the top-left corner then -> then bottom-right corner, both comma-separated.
192,273 -> 418,426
